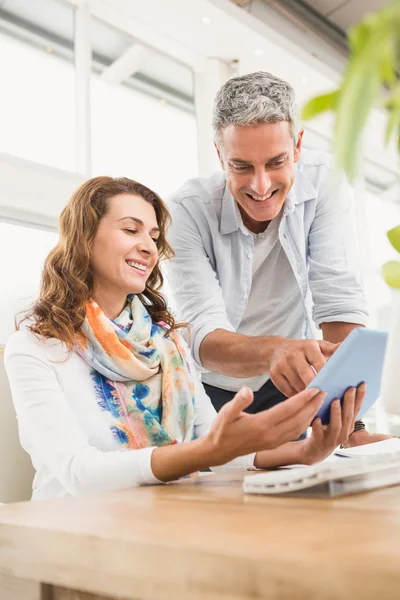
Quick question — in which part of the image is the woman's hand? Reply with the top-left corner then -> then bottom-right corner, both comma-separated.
153,384 -> 365,482
253,384 -> 366,470
296,383 -> 366,465
205,385 -> 326,467
152,385 -> 325,481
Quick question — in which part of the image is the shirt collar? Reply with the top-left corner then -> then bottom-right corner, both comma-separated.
284,166 -> 317,215
220,184 -> 239,235
219,163 -> 317,234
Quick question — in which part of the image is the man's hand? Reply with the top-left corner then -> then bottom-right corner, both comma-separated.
343,430 -> 395,448
269,338 -> 340,397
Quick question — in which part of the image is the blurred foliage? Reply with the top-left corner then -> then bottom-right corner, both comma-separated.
302,0 -> 400,288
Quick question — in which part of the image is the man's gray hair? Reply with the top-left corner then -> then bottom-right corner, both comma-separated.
212,71 -> 298,145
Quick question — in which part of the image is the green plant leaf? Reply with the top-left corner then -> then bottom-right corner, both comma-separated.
386,107 -> 400,145
301,91 -> 339,121
379,38 -> 397,85
383,260 -> 400,289
302,0 -> 400,179
332,11 -> 390,177
334,62 -> 381,179
384,83 -> 400,140
348,14 -> 377,52
387,226 -> 400,252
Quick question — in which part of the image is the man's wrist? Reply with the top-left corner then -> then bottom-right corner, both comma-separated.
260,335 -> 286,368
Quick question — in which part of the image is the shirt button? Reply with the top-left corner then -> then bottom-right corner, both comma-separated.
243,293 -> 248,300
247,252 -> 253,259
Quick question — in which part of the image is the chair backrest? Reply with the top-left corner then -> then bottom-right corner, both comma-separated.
0,346 -> 34,502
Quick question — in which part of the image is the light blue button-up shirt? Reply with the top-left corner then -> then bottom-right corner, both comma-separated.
165,149 -> 368,370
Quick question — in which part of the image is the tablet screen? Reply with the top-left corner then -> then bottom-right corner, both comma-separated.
306,328 -> 388,425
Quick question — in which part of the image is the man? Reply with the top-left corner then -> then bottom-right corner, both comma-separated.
166,71 -> 388,446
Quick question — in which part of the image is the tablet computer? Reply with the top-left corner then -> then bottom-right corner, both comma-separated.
306,328 -> 388,425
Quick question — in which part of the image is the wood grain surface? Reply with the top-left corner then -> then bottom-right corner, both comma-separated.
1,471 -> 399,599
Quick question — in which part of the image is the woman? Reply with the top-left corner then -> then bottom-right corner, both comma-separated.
5,177 -> 364,500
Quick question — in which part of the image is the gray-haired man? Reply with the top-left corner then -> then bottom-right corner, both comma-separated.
166,71 -> 389,447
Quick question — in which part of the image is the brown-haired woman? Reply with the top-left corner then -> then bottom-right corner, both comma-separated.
4,176 -> 364,499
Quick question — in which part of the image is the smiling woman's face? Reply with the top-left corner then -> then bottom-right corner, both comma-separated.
90,193 -> 160,300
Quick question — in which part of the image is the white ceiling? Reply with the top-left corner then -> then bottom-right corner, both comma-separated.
92,0 -> 341,98
0,0 -> 194,105
2,0 -> 398,188
86,0 -> 398,186
1,0 -> 74,40
304,0 -> 389,30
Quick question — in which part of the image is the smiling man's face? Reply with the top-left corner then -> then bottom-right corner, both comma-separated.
216,121 -> 303,233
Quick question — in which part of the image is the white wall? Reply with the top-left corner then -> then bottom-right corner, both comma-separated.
0,348 -> 34,502
0,153 -> 85,229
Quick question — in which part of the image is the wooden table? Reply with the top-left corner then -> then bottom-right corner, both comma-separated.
1,471 -> 400,600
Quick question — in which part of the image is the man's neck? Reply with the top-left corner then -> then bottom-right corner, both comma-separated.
238,204 -> 270,234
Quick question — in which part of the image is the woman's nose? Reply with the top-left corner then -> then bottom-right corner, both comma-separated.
136,238 -> 157,256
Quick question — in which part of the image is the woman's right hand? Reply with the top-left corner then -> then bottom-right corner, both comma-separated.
205,385 -> 326,467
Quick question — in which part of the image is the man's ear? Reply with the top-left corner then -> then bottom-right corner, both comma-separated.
294,129 -> 304,163
214,142 -> 225,170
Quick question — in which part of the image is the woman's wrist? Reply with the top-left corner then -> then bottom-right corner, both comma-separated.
151,436 -> 216,482
294,439 -> 318,466
254,441 -> 305,469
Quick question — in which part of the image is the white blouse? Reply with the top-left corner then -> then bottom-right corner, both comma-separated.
5,329 -> 255,500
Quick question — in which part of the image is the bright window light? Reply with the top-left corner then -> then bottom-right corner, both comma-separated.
0,33 -> 76,172
91,75 -> 198,199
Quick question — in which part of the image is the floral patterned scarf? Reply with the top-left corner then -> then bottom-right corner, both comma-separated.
75,295 -> 196,449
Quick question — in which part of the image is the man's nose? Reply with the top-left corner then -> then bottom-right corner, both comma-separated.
251,170 -> 271,197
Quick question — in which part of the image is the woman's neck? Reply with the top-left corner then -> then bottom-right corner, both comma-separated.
91,287 -> 128,320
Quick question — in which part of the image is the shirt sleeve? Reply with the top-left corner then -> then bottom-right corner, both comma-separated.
4,335 -> 161,497
165,197 -> 235,370
307,170 -> 369,328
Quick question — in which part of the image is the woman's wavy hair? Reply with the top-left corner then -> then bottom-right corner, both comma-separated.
19,176 -> 178,349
